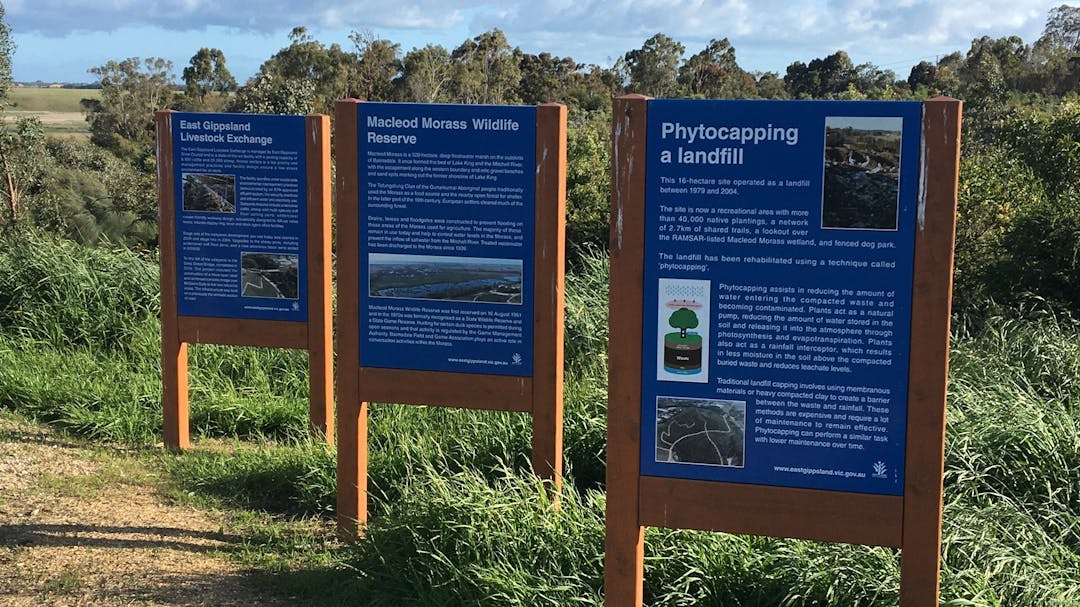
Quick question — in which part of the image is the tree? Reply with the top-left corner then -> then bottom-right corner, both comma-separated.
754,71 -> 788,99
182,48 -> 237,107
81,57 -> 175,157
518,52 -> 579,104
962,36 -> 1029,91
0,117 -> 46,230
0,3 -> 12,108
1032,6 -> 1080,94
668,307 -> 699,339
678,38 -> 754,98
258,27 -> 357,113
1039,4 -> 1080,52
398,44 -> 453,103
350,31 -> 402,101
624,33 -> 685,98
565,115 -> 610,252
229,73 -> 316,115
908,61 -> 937,92
450,29 -> 521,104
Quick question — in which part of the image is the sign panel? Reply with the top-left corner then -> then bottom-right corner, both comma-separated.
357,103 -> 537,376
641,100 -> 922,495
172,112 -> 308,322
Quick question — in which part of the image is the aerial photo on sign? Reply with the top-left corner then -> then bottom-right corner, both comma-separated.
241,252 -> 299,299
368,253 -> 523,304
656,396 -> 746,467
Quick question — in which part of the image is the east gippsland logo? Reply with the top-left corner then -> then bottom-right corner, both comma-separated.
512,353 -> 523,365
872,461 -> 888,478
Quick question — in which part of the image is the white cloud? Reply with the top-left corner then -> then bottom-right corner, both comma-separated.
6,0 -> 475,35
6,0 -> 1064,80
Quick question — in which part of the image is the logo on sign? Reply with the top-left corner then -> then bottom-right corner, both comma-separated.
512,353 -> 523,365
872,461 -> 888,478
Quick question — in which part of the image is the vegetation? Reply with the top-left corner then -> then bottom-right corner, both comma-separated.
0,3 -> 1079,605
1,235 -> 1078,605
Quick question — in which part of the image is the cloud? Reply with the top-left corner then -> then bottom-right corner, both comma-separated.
6,0 -> 1057,77
470,0 -> 1050,46
5,0 -> 477,35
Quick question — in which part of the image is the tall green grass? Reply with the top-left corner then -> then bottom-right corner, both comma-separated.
0,232 -> 311,442
1,234 -> 1077,605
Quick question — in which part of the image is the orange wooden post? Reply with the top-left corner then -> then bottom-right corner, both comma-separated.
335,99 -> 367,536
156,109 -> 190,450
604,94 -> 649,606
306,114 -> 334,444
900,97 -> 962,607
531,103 -> 567,489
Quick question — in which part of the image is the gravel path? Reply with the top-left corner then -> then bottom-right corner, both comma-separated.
0,415 -> 288,606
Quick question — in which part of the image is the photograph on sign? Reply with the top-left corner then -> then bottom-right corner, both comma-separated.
240,252 -> 300,300
641,99 -> 921,495
172,113 -> 308,322
182,173 -> 236,213
368,253 -> 522,304
822,116 -> 904,231
357,103 -> 536,376
655,396 -> 745,467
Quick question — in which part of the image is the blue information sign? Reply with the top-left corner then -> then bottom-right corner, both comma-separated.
357,103 -> 536,376
172,112 -> 308,322
641,100 -> 922,495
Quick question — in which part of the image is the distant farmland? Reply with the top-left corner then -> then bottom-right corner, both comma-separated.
8,87 -> 99,136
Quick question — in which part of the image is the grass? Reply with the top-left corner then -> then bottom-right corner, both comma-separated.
6,88 -> 98,136
10,87 -> 98,112
0,232 -> 1078,605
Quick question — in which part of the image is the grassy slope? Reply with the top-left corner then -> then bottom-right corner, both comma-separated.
10,87 -> 98,112
0,233 -> 1077,606
7,88 -> 98,135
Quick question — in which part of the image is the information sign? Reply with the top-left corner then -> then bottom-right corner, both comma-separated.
356,103 -> 536,376
604,95 -> 962,607
172,112 -> 307,322
641,100 -> 922,494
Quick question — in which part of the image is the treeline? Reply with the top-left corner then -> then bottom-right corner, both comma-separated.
3,5 -> 1080,314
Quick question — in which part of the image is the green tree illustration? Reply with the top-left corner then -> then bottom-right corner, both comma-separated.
668,307 -> 699,339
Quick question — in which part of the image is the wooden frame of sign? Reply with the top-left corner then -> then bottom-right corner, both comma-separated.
155,110 -> 334,449
334,100 -> 568,535
604,95 -> 962,606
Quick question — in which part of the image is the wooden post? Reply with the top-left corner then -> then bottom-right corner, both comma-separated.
156,110 -> 190,450
306,114 -> 334,444
335,99 -> 367,536
531,103 -> 567,489
604,94 -> 649,606
900,97 -> 962,607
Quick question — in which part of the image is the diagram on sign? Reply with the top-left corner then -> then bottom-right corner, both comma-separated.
657,278 -> 710,383
368,253 -> 523,304
655,396 -> 745,467
241,252 -> 299,299
182,173 -> 236,213
821,116 -> 903,231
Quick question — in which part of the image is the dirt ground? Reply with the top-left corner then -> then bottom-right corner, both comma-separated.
0,415 -> 287,606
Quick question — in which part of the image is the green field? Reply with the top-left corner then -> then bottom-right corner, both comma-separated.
7,87 -> 99,135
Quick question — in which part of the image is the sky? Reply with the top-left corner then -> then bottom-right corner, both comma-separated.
6,0 -> 1071,84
